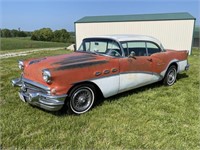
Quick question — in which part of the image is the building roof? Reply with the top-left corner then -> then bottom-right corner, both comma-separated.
76,12 -> 195,23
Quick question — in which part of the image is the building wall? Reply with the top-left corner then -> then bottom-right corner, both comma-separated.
75,20 -> 195,54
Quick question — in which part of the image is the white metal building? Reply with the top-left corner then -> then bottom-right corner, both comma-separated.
75,12 -> 195,54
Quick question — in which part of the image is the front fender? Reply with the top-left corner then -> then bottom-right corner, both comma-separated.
90,75 -> 119,98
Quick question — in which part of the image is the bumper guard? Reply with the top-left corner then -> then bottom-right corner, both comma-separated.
185,64 -> 190,71
11,78 -> 67,111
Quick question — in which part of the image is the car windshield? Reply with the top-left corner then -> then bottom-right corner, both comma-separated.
78,38 -> 122,57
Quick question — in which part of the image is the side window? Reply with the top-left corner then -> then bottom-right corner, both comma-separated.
78,39 -> 122,57
108,41 -> 120,50
127,42 -> 147,56
107,41 -> 122,57
147,42 -> 161,56
121,42 -> 128,56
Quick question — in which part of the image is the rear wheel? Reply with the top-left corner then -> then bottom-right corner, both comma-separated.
163,65 -> 177,86
67,84 -> 96,114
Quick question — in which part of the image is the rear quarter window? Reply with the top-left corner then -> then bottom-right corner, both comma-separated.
147,42 -> 161,55
126,42 -> 147,56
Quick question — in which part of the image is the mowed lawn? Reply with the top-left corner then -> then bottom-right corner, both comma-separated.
0,48 -> 199,149
1,37 -> 69,51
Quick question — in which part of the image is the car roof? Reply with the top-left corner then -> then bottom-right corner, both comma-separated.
88,34 -> 162,46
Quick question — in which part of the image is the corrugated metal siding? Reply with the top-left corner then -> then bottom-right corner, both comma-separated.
75,20 -> 194,54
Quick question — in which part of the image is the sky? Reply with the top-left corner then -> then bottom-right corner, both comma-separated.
1,0 -> 200,31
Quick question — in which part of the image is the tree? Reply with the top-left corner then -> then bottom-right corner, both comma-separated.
18,31 -> 27,37
0,28 -> 30,37
11,29 -> 19,37
52,29 -> 70,42
1,29 -> 12,37
31,29 -> 40,40
31,28 -> 53,41
40,28 -> 54,41
26,31 -> 32,37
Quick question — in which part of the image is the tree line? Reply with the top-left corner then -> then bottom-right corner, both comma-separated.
1,28 -> 72,43
0,28 -> 31,37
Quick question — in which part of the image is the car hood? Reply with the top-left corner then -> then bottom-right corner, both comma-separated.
23,52 -> 108,83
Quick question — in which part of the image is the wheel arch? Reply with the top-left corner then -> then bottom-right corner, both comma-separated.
163,62 -> 178,86
67,81 -> 104,98
161,60 -> 178,78
168,62 -> 178,71
164,62 -> 178,77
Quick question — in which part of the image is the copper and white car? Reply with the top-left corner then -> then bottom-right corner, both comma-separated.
12,35 -> 189,114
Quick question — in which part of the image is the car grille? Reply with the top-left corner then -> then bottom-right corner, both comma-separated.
22,81 -> 48,94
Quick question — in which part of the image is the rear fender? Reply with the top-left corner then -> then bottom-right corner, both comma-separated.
160,59 -> 178,77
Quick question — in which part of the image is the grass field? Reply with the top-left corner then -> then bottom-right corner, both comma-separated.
0,48 -> 199,149
1,37 -> 69,51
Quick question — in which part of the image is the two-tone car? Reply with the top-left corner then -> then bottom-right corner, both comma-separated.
11,35 -> 189,114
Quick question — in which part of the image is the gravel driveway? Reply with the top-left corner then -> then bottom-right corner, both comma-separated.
0,47 -> 64,59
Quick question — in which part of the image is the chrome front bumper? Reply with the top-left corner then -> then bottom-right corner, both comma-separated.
185,64 -> 190,71
11,78 -> 67,111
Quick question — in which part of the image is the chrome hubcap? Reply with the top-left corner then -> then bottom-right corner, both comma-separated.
167,68 -> 176,85
71,87 -> 94,113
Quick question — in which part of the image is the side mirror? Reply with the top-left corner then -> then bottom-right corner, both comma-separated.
73,44 -> 76,51
129,51 -> 136,58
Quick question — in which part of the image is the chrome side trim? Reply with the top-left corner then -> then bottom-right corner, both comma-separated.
95,71 -> 101,76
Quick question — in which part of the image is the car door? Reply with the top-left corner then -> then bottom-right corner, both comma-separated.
146,42 -> 167,78
85,39 -> 121,98
119,41 -> 155,93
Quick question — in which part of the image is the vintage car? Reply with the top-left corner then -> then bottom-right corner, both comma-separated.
11,35 -> 189,114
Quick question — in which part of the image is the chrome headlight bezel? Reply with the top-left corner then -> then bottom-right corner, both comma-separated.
42,69 -> 52,83
18,60 -> 24,70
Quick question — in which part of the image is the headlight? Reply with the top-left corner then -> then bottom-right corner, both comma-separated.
18,60 -> 24,70
42,69 -> 52,83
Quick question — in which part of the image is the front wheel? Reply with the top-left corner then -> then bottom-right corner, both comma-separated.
163,65 -> 177,86
68,84 -> 96,114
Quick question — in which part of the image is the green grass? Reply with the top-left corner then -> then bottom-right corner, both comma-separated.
0,37 -> 69,51
0,48 -> 199,149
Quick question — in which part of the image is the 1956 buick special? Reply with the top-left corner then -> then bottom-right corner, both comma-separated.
11,35 -> 189,114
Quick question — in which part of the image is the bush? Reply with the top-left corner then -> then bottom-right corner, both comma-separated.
31,28 -> 54,41
52,29 -> 70,42
31,28 -> 70,43
31,29 -> 40,40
